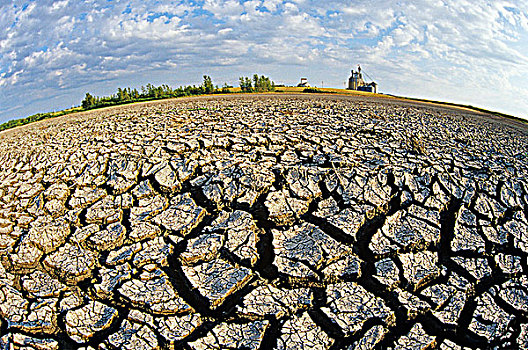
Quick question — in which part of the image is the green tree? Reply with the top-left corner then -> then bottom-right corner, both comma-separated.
245,77 -> 253,92
260,75 -> 274,91
239,76 -> 252,92
82,93 -> 96,109
117,87 -> 130,101
246,74 -> 275,92
202,75 -> 214,94
146,83 -> 155,97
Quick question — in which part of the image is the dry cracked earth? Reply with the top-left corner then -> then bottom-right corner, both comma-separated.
0,94 -> 527,350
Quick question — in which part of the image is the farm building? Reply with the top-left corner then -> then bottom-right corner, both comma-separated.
297,78 -> 310,87
348,65 -> 377,93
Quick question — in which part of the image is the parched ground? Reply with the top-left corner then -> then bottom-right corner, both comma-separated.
0,94 -> 527,349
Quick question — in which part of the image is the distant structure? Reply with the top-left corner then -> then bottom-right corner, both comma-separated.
297,78 -> 310,87
348,65 -> 377,93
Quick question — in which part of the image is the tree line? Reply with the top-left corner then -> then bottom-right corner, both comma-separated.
239,74 -> 275,93
82,74 -> 275,110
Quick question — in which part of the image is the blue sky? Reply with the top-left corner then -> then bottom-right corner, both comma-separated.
1,0 -> 528,123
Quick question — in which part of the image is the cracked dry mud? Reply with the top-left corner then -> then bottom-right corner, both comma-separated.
0,94 -> 527,349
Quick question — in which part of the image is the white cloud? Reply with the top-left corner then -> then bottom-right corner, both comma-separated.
262,0 -> 282,12
51,0 -> 69,12
218,28 -> 233,35
203,0 -> 244,19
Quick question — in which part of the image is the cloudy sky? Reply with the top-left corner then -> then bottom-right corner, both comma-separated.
1,0 -> 528,123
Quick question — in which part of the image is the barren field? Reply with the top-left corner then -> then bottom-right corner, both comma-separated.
0,93 -> 527,349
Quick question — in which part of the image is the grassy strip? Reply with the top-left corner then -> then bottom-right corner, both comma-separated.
0,107 -> 84,132
302,88 -> 333,94
82,94 -> 186,111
